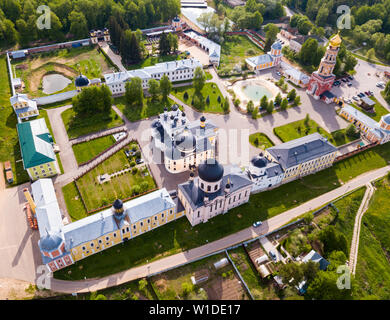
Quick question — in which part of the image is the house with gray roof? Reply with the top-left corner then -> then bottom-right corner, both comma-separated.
178,159 -> 253,226
246,40 -> 283,72
265,133 -> 338,183
10,93 -> 39,120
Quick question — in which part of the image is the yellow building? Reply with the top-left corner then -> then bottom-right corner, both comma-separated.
17,118 -> 59,181
265,133 -> 338,183
62,188 -> 185,263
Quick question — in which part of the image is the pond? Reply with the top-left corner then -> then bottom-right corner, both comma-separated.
242,83 -> 273,102
42,73 -> 72,94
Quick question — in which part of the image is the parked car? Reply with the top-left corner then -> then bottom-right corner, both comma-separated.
276,71 -> 281,76
252,221 -> 262,228
353,96 -> 360,101
342,78 -> 348,82
369,91 -> 374,96
269,251 -> 277,261
347,82 -> 352,87
348,76 -> 353,81
136,158 -> 144,165
359,92 -> 366,97
124,150 -> 130,158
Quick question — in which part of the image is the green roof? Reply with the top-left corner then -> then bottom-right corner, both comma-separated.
17,119 -> 56,169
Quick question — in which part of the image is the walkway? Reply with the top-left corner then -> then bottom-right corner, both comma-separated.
49,164 -> 390,293
349,182 -> 375,275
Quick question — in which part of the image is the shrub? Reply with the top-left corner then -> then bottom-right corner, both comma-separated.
132,185 -> 141,195
130,161 -> 136,167
183,91 -> 189,100
132,167 -> 138,174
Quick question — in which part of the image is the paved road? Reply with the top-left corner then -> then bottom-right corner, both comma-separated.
49,164 -> 390,293
349,182 -> 375,275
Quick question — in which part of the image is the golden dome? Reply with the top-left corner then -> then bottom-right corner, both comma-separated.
330,33 -> 342,47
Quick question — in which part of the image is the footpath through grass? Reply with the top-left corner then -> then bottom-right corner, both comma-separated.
72,135 -> 116,165
54,142 -> 390,280
61,107 -> 123,139
354,179 -> 390,299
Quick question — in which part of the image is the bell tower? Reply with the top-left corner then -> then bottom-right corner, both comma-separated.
306,33 -> 342,100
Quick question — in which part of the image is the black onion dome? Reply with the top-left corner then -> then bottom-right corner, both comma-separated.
200,115 -> 206,122
75,74 -> 89,87
175,129 -> 196,152
251,156 -> 267,168
172,104 -> 179,111
113,199 -> 123,210
198,159 -> 224,183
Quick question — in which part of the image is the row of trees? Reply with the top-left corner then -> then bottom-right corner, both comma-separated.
0,0 -> 180,48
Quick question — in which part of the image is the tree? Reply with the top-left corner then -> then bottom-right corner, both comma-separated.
287,89 -> 297,101
148,79 -> 160,101
125,77 -> 144,108
280,98 -> 288,111
193,67 -> 206,94
167,32 -> 178,53
303,212 -> 314,225
299,38 -> 319,66
159,75 -> 172,102
264,23 -> 279,51
260,95 -> 268,110
138,278 -> 148,291
223,97 -> 230,113
293,96 -> 301,106
252,107 -> 258,119
306,270 -> 351,300
266,100 -> 274,114
72,85 -> 112,116
159,32 -> 171,55
69,11 -> 88,39
278,262 -> 304,287
367,48 -> 376,62
346,124 -> 358,139
304,114 -> 310,127
247,100 -> 254,113
319,225 -> 348,256
275,92 -> 282,105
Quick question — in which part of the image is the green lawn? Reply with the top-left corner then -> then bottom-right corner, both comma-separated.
61,107 -> 123,139
171,82 -> 226,113
71,143 -> 156,213
218,35 -> 264,76
115,96 -> 173,122
249,132 -> 275,150
354,179 -> 390,299
72,135 -> 116,165
273,118 -> 357,147
0,55 -> 29,185
229,246 -> 281,300
351,96 -> 389,122
62,182 -> 88,221
54,142 -> 390,280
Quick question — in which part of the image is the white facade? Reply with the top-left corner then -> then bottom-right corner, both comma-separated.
10,93 -> 39,120
104,58 -> 202,95
247,156 -> 284,193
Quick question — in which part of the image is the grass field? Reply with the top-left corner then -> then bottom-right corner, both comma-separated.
273,118 -> 357,147
62,182 -> 88,221
229,246 -> 281,300
61,107 -> 123,139
54,142 -> 390,280
115,96 -> 174,122
0,55 -> 30,185
74,143 -> 156,213
354,179 -> 390,299
12,46 -> 113,97
249,132 -> 275,150
171,82 -> 225,113
72,135 -> 116,165
350,96 -> 389,122
218,35 -> 264,75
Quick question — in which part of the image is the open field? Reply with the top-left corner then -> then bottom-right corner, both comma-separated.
12,45 -> 113,97
61,107 -> 124,139
72,135 -> 116,165
354,179 -> 390,299
273,118 -> 358,147
54,142 -> 390,280
218,35 -> 264,76
115,96 -> 174,122
0,56 -> 29,185
73,143 -> 156,213
171,82 -> 225,113
151,253 -> 248,300
249,132 -> 275,150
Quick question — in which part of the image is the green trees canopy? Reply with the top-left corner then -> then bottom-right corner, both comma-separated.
125,77 -> 144,108
72,85 -> 112,116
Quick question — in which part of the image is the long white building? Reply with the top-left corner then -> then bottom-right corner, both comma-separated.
104,58 -> 202,95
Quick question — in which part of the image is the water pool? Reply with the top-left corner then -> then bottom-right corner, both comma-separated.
42,74 -> 72,94
242,83 -> 273,101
